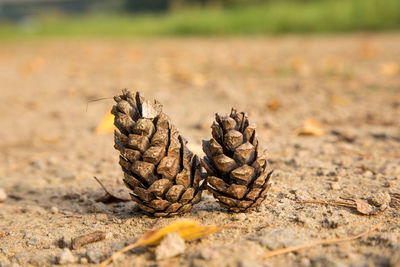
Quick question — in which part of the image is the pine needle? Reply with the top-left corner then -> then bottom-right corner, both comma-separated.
258,221 -> 382,260
85,97 -> 113,112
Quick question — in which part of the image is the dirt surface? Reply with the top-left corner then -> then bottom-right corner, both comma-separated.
0,34 -> 400,267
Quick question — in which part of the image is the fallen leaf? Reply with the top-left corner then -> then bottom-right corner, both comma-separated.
330,95 -> 349,105
294,119 -> 324,136
19,56 -> 46,75
95,110 -> 114,134
359,43 -> 379,59
267,99 -> 280,111
136,219 -> 222,246
94,176 -> 131,203
380,62 -> 399,77
99,220 -> 221,266
289,56 -> 309,76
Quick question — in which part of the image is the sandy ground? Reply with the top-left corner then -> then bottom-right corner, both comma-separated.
0,33 -> 400,267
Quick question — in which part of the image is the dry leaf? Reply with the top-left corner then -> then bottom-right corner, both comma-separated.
95,110 -> 114,134
19,56 -> 46,75
136,219 -> 222,246
294,119 -> 324,136
289,56 -> 309,75
94,176 -> 131,203
330,95 -> 349,105
380,62 -> 399,77
360,44 -> 379,59
267,99 -> 280,111
99,220 -> 222,266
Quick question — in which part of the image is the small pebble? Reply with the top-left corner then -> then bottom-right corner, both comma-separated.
364,171 -> 374,179
155,232 -> 185,260
390,249 -> 400,267
231,213 -> 247,221
58,235 -> 72,248
299,257 -> 311,267
0,257 -> 11,266
255,229 -> 302,250
23,232 -> 32,239
105,232 -> 113,239
198,248 -> 219,260
88,202 -> 108,213
50,207 -> 59,214
311,256 -> 346,267
12,252 -> 29,264
86,248 -> 103,264
47,156 -> 59,165
237,260 -> 262,267
30,160 -> 45,170
369,192 -> 391,207
80,257 -> 88,264
26,237 -> 39,246
57,248 -> 76,264
29,255 -> 48,266
60,172 -> 77,181
0,188 -> 7,202
330,182 -> 341,190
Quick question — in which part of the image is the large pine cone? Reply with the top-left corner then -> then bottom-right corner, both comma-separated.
202,108 -> 273,212
112,90 -> 204,216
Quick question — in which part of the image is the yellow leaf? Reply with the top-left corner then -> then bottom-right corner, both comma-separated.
360,43 -> 379,59
380,62 -> 399,77
294,119 -> 324,136
137,219 -> 222,246
95,110 -> 114,134
330,95 -> 349,105
267,99 -> 280,111
99,220 -> 222,266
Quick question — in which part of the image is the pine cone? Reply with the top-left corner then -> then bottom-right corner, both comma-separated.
112,89 -> 204,216
202,108 -> 273,212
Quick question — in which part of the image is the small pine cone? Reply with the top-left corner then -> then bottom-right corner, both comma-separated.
112,89 -> 205,216
202,108 -> 273,212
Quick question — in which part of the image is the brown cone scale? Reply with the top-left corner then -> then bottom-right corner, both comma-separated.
202,108 -> 273,212
113,90 -> 205,216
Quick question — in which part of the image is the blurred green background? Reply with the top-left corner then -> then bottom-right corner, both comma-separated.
0,0 -> 399,38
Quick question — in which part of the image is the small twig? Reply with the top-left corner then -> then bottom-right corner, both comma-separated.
86,97 -> 113,112
93,176 -> 111,195
99,242 -> 141,267
93,176 -> 131,203
222,224 -> 249,230
258,222 -> 382,260
72,231 -> 106,249
296,200 -> 355,208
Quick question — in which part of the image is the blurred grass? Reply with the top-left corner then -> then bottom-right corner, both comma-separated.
1,0 -> 400,38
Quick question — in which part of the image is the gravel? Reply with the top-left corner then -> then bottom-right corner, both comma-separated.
57,249 -> 76,265
0,188 -> 7,202
155,233 -> 186,260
